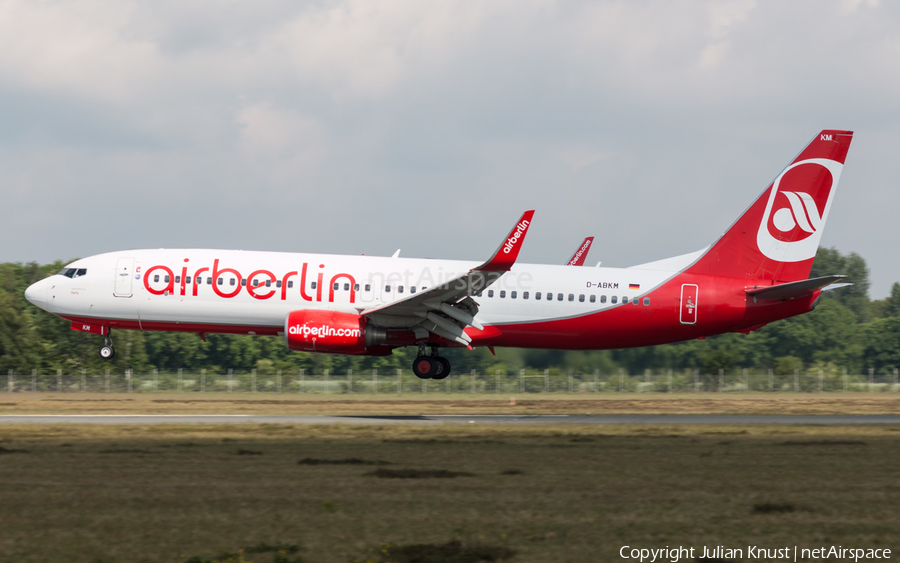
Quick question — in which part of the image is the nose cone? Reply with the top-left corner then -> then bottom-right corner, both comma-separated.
24,279 -> 50,310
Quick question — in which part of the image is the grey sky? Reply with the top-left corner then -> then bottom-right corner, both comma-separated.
1,0 -> 897,296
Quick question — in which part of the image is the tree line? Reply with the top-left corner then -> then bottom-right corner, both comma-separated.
2,248 -> 899,380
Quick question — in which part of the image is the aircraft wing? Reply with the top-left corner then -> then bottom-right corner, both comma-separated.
360,210 -> 535,347
566,237 -> 594,266
746,275 -> 848,300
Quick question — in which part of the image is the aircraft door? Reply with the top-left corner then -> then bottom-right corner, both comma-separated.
680,284 -> 698,325
114,257 -> 135,297
358,280 -> 381,303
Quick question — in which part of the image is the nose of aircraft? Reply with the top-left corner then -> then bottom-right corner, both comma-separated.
24,279 -> 50,309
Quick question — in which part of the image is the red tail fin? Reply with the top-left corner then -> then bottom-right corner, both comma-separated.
687,130 -> 853,282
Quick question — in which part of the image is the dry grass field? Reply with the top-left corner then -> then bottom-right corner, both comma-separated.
2,391 -> 900,415
0,423 -> 898,563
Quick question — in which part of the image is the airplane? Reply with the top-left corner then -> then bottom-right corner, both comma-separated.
25,130 -> 853,380
566,237 -> 594,266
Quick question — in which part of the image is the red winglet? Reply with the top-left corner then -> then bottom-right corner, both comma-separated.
478,210 -> 535,271
566,236 -> 594,266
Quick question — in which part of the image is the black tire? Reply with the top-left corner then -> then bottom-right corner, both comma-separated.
432,357 -> 451,379
99,346 -> 115,360
412,357 -> 435,379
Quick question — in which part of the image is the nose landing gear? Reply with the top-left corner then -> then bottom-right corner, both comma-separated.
412,345 -> 451,380
99,330 -> 115,359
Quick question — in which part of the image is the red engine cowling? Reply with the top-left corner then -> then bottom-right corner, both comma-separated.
284,310 -> 369,353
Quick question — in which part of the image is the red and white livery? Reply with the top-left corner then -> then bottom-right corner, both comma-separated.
25,131 -> 854,378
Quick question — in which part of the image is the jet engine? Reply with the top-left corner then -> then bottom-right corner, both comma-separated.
284,309 -> 387,354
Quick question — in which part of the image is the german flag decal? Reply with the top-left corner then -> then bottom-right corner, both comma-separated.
628,283 -> 640,290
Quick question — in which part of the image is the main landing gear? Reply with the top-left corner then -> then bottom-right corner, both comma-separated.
99,330 -> 115,360
412,345 -> 451,380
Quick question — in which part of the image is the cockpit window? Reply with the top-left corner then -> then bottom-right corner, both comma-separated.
58,268 -> 87,278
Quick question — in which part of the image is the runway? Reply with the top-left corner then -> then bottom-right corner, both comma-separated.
2,414 -> 900,425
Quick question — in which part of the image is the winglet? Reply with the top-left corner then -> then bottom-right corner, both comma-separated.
477,210 -> 535,272
566,236 -> 594,266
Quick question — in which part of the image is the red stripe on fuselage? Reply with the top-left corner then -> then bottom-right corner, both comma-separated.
61,316 -> 283,337
468,274 -> 818,350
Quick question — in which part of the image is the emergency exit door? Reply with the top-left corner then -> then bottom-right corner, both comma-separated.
114,257 -> 135,297
680,284 -> 698,325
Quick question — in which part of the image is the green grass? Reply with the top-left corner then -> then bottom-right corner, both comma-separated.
0,424 -> 898,562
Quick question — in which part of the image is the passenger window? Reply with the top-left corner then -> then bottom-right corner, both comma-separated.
185,276 -> 191,284
535,292 -> 541,300
344,283 -> 350,291
311,282 -> 317,290
579,294 -> 585,302
410,286 -> 417,294
622,296 -> 628,304
230,278 -> 236,286
568,294 -> 574,302
217,278 -> 223,286
165,275 -> 170,283
523,291 -> 529,299
398,286 -> 404,294
154,275 -> 160,283
385,285 -> 391,292
365,284 -> 371,291
276,280 -> 282,288
266,280 -> 272,288
354,284 -> 360,291
558,293 -> 564,301
590,295 -> 596,303
175,276 -> 180,283
500,290 -> 506,298
207,277 -> 212,285
644,297 -> 650,306
511,291 -> 517,299
288,281 -> 293,288
488,290 -> 494,298
333,282 -> 339,290
477,292 -> 483,297
611,296 -> 617,304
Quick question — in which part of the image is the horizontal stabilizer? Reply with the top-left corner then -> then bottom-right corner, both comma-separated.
822,282 -> 853,292
746,275 -> 847,300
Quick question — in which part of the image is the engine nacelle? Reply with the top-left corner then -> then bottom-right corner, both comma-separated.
284,309 -> 384,354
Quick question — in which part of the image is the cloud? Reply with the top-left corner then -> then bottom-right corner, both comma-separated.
0,0 -> 899,296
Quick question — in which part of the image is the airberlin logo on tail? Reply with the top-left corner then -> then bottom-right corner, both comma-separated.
771,191 -> 823,236
757,158 -> 843,263
503,220 -> 530,254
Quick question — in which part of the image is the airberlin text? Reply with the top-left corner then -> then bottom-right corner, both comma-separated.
288,324 -> 361,339
143,259 -> 357,304
502,220 -> 530,254
619,545 -> 890,562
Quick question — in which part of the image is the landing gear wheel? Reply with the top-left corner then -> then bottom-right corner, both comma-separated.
432,357 -> 451,380
99,330 -> 115,360
412,357 -> 435,379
